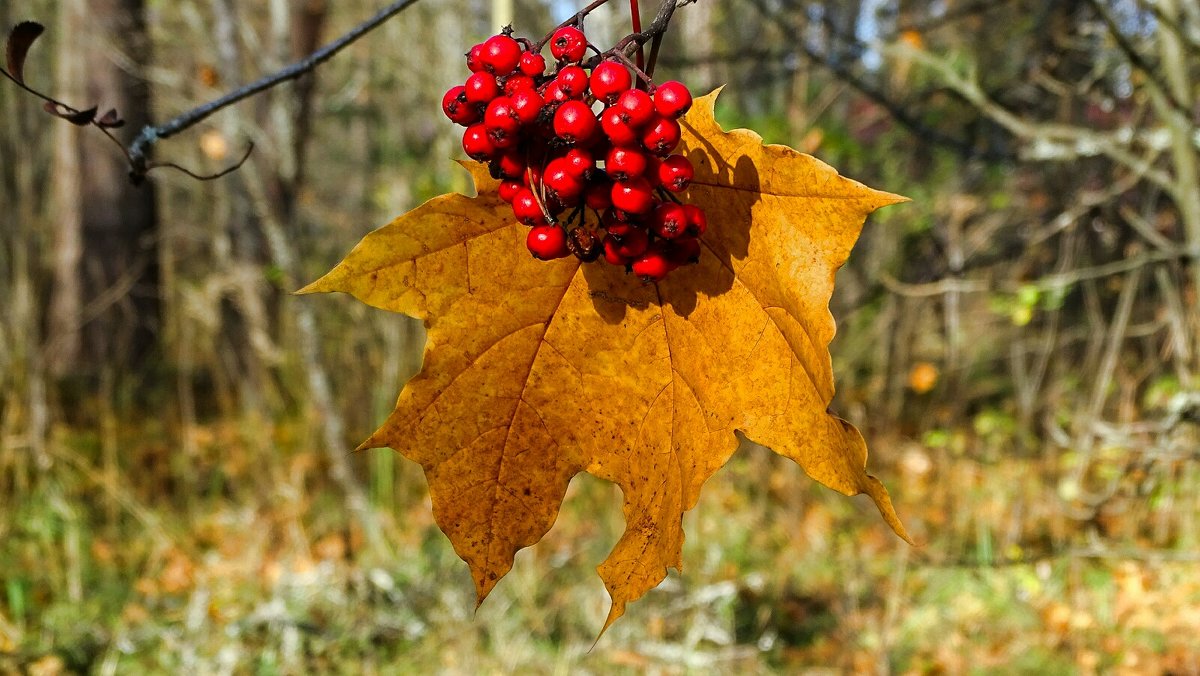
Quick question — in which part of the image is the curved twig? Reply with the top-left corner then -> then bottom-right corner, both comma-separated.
126,0 -> 422,180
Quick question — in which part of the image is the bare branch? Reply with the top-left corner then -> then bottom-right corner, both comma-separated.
126,0 -> 422,179
741,0 -> 1014,161
891,42 -> 1189,195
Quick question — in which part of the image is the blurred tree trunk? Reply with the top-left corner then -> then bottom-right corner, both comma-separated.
46,0 -> 160,384
208,0 -> 273,413
237,0 -> 388,555
1154,0 -> 1200,316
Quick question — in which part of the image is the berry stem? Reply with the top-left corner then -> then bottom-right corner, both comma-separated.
527,164 -> 557,225
567,204 -> 585,229
609,50 -> 657,91
644,31 -> 663,78
629,0 -> 645,74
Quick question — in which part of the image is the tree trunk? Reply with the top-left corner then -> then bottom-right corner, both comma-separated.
47,0 -> 160,384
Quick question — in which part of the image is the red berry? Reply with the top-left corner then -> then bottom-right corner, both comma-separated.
442,85 -> 479,126
544,194 -> 567,216
462,123 -> 496,160
641,116 -> 681,156
611,228 -> 649,258
543,81 -> 570,104
555,65 -> 590,98
601,208 -> 636,235
498,179 -> 524,203
600,107 -> 640,146
544,158 -> 585,202
493,150 -> 526,179
519,51 -> 546,77
563,148 -> 594,177
683,204 -> 707,236
615,89 -> 655,129
584,178 -> 613,209
484,97 -> 520,135
554,100 -> 598,144
605,147 -> 648,182
512,188 -> 548,226
550,26 -> 587,63
464,72 -> 500,105
653,81 -> 693,118
482,35 -> 522,76
509,88 -> 544,125
503,74 -> 536,96
611,177 -> 655,214
489,127 -> 519,150
632,250 -> 673,282
527,225 -> 570,259
603,236 -> 633,267
605,223 -> 633,237
466,44 -> 486,72
651,202 -> 688,239
658,154 -> 694,191
590,61 -> 632,104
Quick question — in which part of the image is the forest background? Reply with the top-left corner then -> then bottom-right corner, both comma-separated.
2,0 -> 1199,673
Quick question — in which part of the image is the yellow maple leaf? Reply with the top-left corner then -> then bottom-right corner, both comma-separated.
300,90 -> 910,631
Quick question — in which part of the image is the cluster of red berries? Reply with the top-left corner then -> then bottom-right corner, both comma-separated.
441,26 -> 705,282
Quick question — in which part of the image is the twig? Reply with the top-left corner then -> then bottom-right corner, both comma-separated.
614,0 -> 684,59
126,0 -> 421,180
1026,169 -> 1147,247
1029,246 -> 1196,291
894,41 -> 1194,195
741,0 -> 1014,162
1084,0 -> 1191,118
880,245 -> 1198,299
879,273 -> 988,298
1119,204 -> 1177,251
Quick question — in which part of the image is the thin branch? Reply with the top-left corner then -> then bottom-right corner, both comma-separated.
880,245 -> 1198,298
879,274 -> 988,298
1084,0 -> 1190,117
894,42 -> 1188,195
148,142 -> 255,181
742,0 -> 1014,162
126,0 -> 422,179
612,0 -> 684,60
